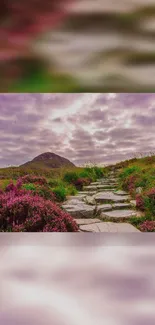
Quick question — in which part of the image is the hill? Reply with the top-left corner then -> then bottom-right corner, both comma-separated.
20,152 -> 75,169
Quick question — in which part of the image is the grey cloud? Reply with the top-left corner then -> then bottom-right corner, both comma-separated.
52,117 -> 63,123
0,93 -> 155,166
78,109 -> 108,123
94,94 -> 110,106
133,114 -> 155,127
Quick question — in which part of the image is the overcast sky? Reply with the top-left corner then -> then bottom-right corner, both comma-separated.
0,93 -> 155,168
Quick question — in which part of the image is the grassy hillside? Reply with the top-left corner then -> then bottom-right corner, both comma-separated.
0,164 -> 106,232
105,154 -> 155,231
0,154 -> 155,232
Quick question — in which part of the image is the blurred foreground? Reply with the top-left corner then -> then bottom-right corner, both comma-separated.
0,235 -> 155,325
1,0 -> 155,92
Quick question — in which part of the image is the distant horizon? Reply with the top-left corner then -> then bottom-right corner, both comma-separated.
0,150 -> 154,169
0,93 -> 155,168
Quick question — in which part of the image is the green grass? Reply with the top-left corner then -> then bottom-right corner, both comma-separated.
8,70 -> 83,93
128,212 -> 155,230
0,164 -> 105,202
22,183 -> 36,191
105,154 -> 155,228
52,185 -> 67,202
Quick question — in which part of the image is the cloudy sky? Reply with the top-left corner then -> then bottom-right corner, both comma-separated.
0,93 -> 155,168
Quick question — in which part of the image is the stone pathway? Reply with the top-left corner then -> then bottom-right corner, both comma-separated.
62,171 -> 141,232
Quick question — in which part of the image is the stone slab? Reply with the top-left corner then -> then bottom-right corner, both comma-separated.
107,178 -> 119,182
97,178 -> 107,182
94,191 -> 130,203
62,203 -> 95,218
75,218 -> 101,225
78,191 -> 97,196
83,185 -> 97,191
101,209 -> 138,220
97,185 -> 117,189
96,204 -> 112,214
114,190 -> 128,195
97,188 -> 117,192
65,198 -> 85,205
100,183 -> 118,187
80,222 -> 140,232
112,203 -> 132,209
90,182 -> 101,185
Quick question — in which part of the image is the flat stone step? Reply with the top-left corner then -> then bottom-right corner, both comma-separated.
90,182 -> 101,185
78,191 -> 97,196
100,209 -> 139,221
97,188 -> 117,192
75,218 -> 101,225
97,178 -> 107,182
62,203 -> 95,218
114,190 -> 128,196
80,222 -> 140,233
75,194 -> 87,199
96,204 -> 112,214
96,185 -> 117,189
107,178 -> 119,182
112,203 -> 132,209
94,191 -> 130,203
66,196 -> 85,202
83,185 -> 97,191
100,179 -> 118,183
100,183 -> 119,187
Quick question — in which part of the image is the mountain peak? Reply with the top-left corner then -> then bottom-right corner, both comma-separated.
20,152 -> 75,168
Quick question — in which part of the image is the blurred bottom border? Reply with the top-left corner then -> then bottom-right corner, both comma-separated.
0,233 -> 155,246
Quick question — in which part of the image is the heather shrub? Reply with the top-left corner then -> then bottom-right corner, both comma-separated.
136,194 -> 145,211
33,185 -> 56,201
122,174 -> 139,194
139,221 -> 155,232
0,188 -> 78,232
5,181 -> 16,192
21,181 -> 55,201
144,188 -> 155,216
119,163 -> 155,195
0,179 -> 16,191
20,175 -> 47,186
73,177 -> 91,191
136,188 -> 155,216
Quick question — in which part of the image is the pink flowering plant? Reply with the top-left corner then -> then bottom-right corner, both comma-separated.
20,175 -> 48,186
136,187 -> 155,217
139,221 -> 155,232
0,179 -> 78,232
136,194 -> 145,211
73,177 -> 91,190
